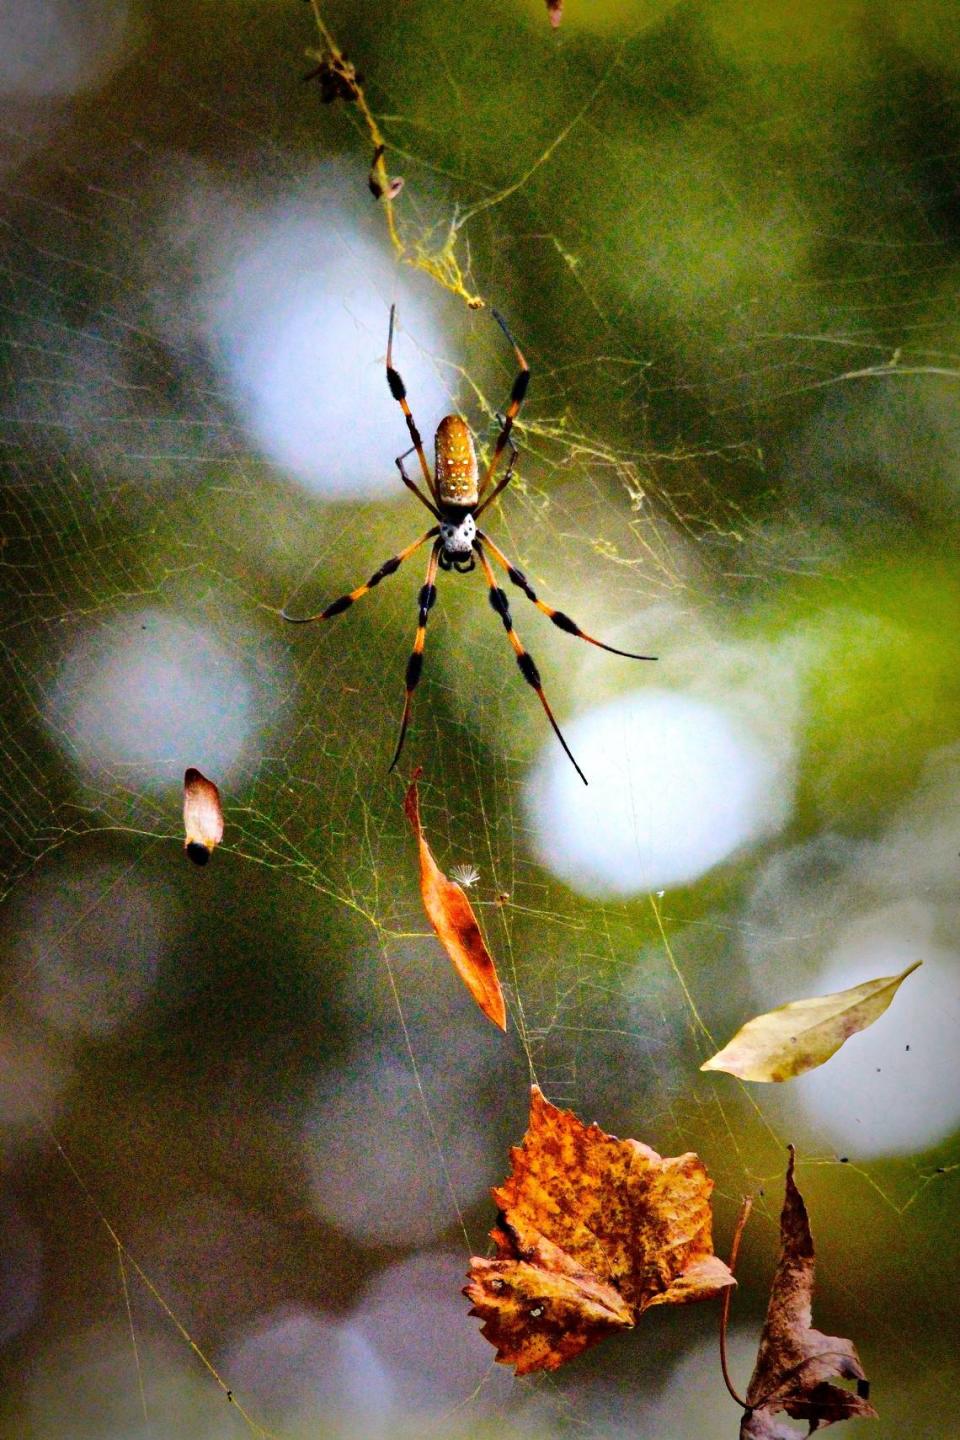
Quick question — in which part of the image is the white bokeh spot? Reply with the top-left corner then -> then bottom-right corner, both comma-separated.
791,904 -> 960,1158
526,687 -> 794,897
0,0 -> 131,97
45,607 -> 283,787
742,752 -> 960,1159
220,1307 -> 392,1434
353,1251 -> 514,1418
302,1053 -> 491,1249
204,197 -> 452,499
9,863 -> 182,1039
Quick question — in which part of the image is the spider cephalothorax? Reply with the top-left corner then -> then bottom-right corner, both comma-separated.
282,306 -> 655,782
438,509 -> 477,571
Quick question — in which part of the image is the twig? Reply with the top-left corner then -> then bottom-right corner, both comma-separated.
719,1193 -> 754,1409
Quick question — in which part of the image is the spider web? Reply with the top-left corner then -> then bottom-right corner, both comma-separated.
1,2 -> 959,1437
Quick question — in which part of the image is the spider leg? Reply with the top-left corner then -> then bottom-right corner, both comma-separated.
396,445 -> 441,518
476,308 -> 529,508
281,527 -> 439,624
386,304 -> 438,501
477,531 -> 657,660
474,436 -> 518,520
388,537 -> 443,772
474,540 -> 587,786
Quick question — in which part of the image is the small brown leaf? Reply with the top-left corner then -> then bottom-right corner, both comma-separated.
301,50 -> 362,103
404,772 -> 506,1030
741,1147 -> 877,1437
701,962 -> 921,1082
183,767 -> 223,865
367,143 -> 386,198
465,1085 -> 733,1373
546,0 -> 564,26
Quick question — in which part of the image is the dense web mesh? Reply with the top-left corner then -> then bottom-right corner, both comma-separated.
1,3 -> 959,1438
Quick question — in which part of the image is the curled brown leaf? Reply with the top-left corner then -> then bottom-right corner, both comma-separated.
404,771 -> 506,1030
183,767 -> 223,865
740,1148 -> 877,1437
368,144 -> 404,201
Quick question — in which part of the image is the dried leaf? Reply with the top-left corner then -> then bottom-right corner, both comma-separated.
367,142 -> 386,198
368,145 -> 405,202
741,1148 -> 876,1437
546,0 -> 564,26
404,772 -> 506,1031
301,50 -> 362,104
701,962 -> 921,1083
183,767 -> 223,865
465,1085 -> 733,1373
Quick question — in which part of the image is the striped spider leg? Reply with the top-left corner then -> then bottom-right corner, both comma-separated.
476,532 -> 657,661
281,526 -> 439,625
473,539 -> 588,785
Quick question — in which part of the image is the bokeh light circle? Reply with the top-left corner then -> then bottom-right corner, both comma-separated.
46,607 -> 283,787
526,687 -> 794,897
204,196 -> 452,500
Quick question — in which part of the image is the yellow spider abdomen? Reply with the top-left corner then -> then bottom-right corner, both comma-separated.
435,415 -> 478,506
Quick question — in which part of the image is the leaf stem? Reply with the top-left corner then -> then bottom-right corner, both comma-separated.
719,1194 -> 754,1410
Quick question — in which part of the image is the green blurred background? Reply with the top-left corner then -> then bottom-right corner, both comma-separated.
1,0 -> 959,1435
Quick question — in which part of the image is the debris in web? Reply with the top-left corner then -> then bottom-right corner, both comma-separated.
301,48 -> 363,103
404,771 -> 506,1031
183,768 -> 224,866
302,3 -> 484,306
736,1148 -> 877,1438
465,1085 -> 733,1373
368,143 -> 404,201
702,962 -> 922,1083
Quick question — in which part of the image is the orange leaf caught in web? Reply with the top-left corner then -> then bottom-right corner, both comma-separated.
465,1086 -> 733,1373
404,772 -> 506,1031
183,767 -> 224,866
740,1148 -> 877,1438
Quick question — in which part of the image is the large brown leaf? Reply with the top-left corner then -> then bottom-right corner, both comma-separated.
465,1085 -> 733,1373
741,1148 -> 877,1437
404,773 -> 506,1031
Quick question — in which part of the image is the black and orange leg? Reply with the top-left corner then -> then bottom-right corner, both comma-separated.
395,444 -> 440,519
386,304 -> 439,508
476,309 -> 530,515
477,531 -> 657,661
281,527 -> 439,624
389,537 -> 442,772
474,541 -> 587,786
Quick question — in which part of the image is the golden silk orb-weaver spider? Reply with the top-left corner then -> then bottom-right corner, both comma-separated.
281,306 -> 656,783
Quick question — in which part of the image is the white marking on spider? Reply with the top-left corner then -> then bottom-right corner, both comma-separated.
439,512 -> 476,556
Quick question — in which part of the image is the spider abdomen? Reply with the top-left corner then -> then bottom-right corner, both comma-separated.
435,415 -> 478,505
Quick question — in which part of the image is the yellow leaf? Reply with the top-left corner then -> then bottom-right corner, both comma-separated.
701,961 -> 921,1083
